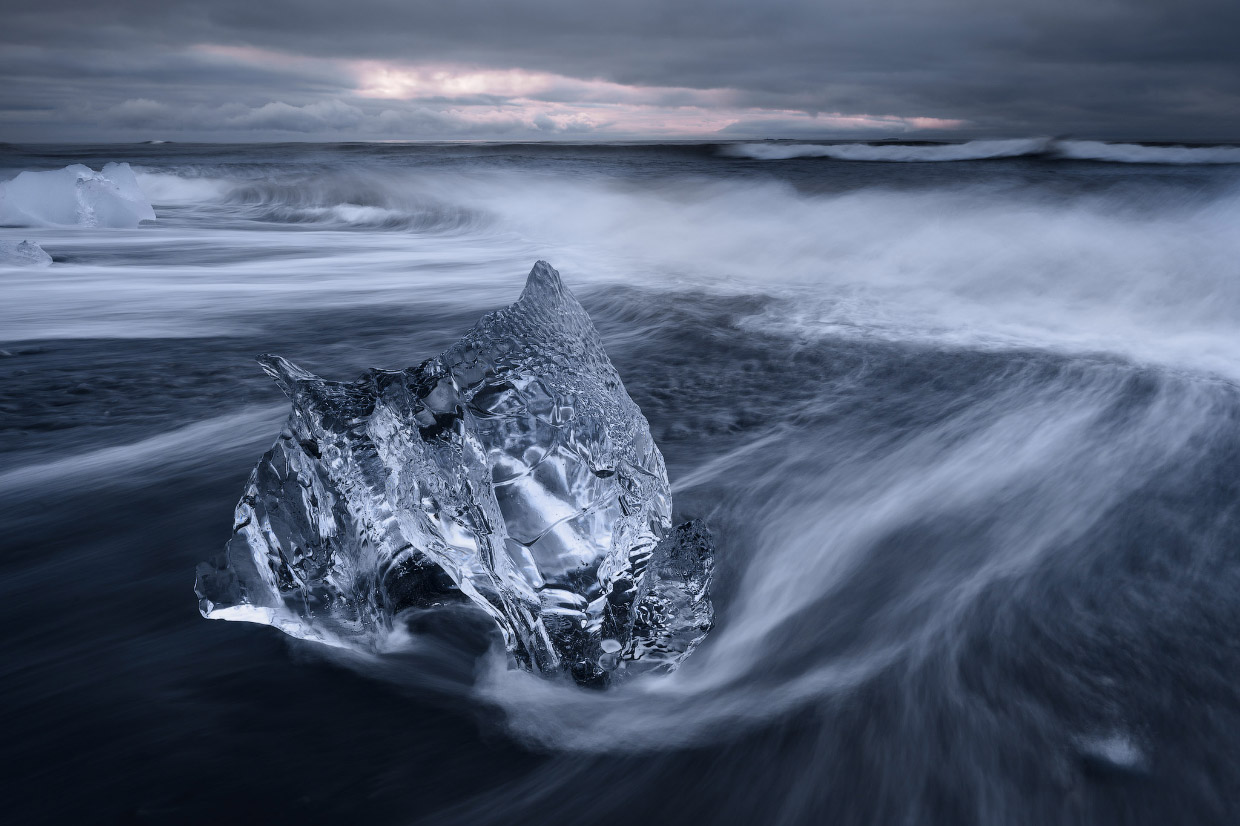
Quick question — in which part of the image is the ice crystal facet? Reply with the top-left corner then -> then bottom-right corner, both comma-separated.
196,262 -> 713,683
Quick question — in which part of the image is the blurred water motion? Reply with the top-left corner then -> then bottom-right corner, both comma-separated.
3,141 -> 1240,824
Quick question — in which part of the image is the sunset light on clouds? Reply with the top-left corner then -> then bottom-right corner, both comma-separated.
349,60 -> 966,135
5,0 -> 1234,141
124,45 -> 961,139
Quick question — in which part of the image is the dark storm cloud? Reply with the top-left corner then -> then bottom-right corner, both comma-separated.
2,0 -> 1238,141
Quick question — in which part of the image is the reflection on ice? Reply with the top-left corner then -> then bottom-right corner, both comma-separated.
196,261 -> 714,685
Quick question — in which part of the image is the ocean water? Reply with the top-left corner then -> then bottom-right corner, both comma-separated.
3,140 -> 1240,824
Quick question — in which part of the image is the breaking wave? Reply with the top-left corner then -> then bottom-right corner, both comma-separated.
135,169 -> 485,232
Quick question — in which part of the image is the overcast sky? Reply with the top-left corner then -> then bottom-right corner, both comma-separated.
3,0 -> 1239,142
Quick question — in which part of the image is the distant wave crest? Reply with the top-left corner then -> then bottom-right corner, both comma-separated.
724,138 -> 1052,162
1054,140 -> 1240,164
725,138 -> 1240,164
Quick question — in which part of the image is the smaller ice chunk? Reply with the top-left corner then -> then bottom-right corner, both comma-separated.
0,163 -> 156,228
0,240 -> 52,268
623,519 -> 716,675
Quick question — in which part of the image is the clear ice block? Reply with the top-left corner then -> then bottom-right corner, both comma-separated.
196,261 -> 713,684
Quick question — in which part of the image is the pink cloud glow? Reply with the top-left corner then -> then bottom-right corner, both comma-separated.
352,60 -> 964,135
189,45 -> 966,136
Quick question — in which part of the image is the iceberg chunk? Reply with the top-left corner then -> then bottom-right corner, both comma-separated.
196,262 -> 714,684
0,240 -> 52,268
0,163 -> 155,228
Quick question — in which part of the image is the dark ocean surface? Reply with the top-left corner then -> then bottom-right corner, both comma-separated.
4,139 -> 1240,824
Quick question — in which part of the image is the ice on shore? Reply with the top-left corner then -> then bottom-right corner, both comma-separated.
195,261 -> 714,684
0,240 -> 52,267
0,163 -> 155,228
